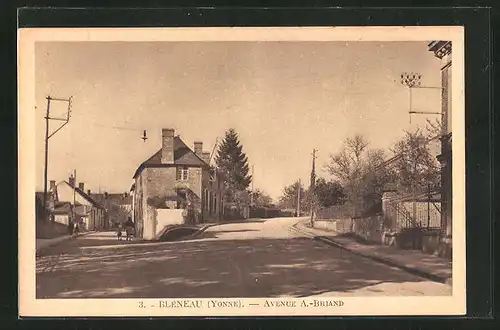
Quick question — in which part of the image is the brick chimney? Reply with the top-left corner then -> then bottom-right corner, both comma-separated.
201,152 -> 211,164
68,174 -> 75,187
78,182 -> 84,191
161,128 -> 175,164
87,189 -> 91,195
49,180 -> 56,190
194,141 -> 203,155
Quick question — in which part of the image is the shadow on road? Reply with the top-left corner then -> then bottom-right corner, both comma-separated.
37,235 -> 442,299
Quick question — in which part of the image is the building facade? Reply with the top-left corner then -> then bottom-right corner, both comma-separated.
49,178 -> 106,231
132,128 -> 225,240
428,40 -> 452,259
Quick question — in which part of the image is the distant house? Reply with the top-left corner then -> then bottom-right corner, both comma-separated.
90,192 -> 133,228
50,202 -> 72,226
132,128 -> 225,240
48,177 -> 106,231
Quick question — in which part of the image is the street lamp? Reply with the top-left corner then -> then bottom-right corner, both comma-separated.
400,72 -> 444,124
400,72 -> 422,88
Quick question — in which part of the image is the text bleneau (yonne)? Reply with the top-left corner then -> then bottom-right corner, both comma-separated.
207,300 -> 243,308
158,300 -> 203,308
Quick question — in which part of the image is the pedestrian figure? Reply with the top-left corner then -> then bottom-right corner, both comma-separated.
124,217 -> 135,241
116,225 -> 123,241
73,222 -> 80,236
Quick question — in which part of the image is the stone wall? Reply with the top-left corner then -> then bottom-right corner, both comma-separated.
352,215 -> 384,244
143,167 -> 178,198
313,220 -> 341,232
156,209 -> 184,236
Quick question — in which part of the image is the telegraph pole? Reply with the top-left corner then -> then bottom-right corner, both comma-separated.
250,164 -> 255,206
72,169 -> 76,225
43,96 -> 51,214
400,73 -> 444,227
296,179 -> 301,217
310,149 -> 318,227
400,72 -> 444,124
43,95 -> 72,221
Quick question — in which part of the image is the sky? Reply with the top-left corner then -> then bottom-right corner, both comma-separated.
35,41 -> 442,201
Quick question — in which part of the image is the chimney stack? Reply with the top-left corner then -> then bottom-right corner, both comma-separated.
161,128 -> 175,164
201,152 -> 211,164
49,180 -> 56,190
87,189 -> 91,195
78,182 -> 84,191
68,174 -> 75,187
193,141 -> 203,155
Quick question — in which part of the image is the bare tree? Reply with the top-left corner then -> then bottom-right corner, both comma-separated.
392,128 -> 440,193
425,118 -> 444,139
325,134 -> 369,216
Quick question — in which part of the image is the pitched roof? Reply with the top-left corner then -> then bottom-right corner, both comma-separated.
56,181 -> 105,209
73,186 -> 106,209
133,136 -> 208,178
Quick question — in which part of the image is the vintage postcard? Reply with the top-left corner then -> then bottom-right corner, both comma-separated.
18,26 -> 465,317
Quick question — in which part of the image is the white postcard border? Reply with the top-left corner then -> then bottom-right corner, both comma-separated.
18,26 -> 466,317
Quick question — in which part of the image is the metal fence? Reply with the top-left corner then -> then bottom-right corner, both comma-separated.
384,188 -> 441,231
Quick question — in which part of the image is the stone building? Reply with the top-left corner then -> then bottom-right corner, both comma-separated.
428,40 -> 453,259
132,128 -> 225,240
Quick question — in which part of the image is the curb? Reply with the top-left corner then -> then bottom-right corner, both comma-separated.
187,223 -> 221,239
292,220 -> 451,285
36,231 -> 95,254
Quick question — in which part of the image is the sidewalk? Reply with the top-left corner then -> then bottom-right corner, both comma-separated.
36,231 -> 95,252
293,219 -> 452,286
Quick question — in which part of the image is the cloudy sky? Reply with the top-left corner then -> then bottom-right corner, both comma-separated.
35,41 -> 442,200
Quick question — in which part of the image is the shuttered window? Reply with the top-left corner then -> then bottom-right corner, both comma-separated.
176,166 -> 189,181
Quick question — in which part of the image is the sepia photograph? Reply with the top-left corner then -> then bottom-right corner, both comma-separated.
18,27 -> 465,317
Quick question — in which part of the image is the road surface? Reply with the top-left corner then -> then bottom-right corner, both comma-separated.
36,217 -> 451,298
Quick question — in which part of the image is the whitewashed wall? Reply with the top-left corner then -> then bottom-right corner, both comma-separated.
155,209 -> 184,237
54,214 -> 69,226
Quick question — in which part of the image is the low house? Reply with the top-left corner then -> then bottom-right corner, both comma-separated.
50,202 -> 72,226
132,128 -> 225,240
49,177 -> 106,231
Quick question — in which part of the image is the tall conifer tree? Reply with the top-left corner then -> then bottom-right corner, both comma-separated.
215,129 -> 252,202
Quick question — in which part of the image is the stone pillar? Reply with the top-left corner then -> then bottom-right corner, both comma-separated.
428,40 -> 452,259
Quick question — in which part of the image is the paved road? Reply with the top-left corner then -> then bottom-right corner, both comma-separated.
36,217 -> 451,298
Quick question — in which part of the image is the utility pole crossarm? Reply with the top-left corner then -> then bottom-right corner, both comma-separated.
42,95 -> 72,222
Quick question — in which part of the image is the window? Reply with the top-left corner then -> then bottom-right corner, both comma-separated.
176,166 -> 189,181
